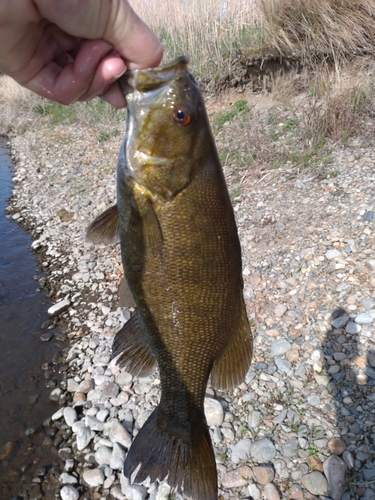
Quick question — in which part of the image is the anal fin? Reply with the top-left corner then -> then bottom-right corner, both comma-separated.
210,302 -> 253,391
111,310 -> 156,377
86,204 -> 120,244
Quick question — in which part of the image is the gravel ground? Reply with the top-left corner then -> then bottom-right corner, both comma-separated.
6,109 -> 375,500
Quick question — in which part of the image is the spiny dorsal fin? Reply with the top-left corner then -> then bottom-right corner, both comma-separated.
111,311 -> 156,377
86,204 -> 120,244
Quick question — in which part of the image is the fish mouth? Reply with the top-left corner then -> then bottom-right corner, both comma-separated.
119,55 -> 189,95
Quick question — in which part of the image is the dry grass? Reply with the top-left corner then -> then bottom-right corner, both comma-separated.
261,0 -> 375,63
0,75 -> 125,137
130,0 -> 264,79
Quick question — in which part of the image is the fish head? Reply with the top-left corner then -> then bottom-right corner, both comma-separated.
120,56 -> 211,201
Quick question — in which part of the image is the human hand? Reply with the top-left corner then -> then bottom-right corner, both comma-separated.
0,0 -> 163,108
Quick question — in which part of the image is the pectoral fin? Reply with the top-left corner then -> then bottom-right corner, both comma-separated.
86,204 -> 120,244
131,184 -> 163,256
111,310 -> 156,377
210,303 -> 253,391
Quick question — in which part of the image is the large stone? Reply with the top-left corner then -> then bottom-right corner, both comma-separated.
252,466 -> 274,485
230,439 -> 252,464
270,339 -> 291,357
109,419 -> 132,449
264,483 -> 280,500
120,473 -> 147,500
301,471 -> 328,495
282,437 -> 298,458
323,455 -> 346,500
48,299 -> 70,317
204,397 -> 224,427
110,442 -> 126,470
221,466 -> 252,488
82,468 -> 104,487
94,446 -> 112,466
60,485 -> 79,500
251,438 -> 277,462
63,407 -> 77,427
76,426 -> 95,451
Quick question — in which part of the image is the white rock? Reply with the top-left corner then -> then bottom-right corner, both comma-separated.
248,483 -> 261,500
63,407 -> 77,427
59,472 -> 77,485
326,249 -> 341,260
48,298 -> 70,317
82,468 -> 104,487
52,407 -> 64,421
110,442 -> 126,470
204,397 -> 224,426
76,426 -> 95,451
230,439 -> 252,463
86,415 -> 104,431
60,485 -> 79,500
120,473 -> 147,500
96,409 -> 109,422
109,419 -> 132,449
94,446 -> 112,466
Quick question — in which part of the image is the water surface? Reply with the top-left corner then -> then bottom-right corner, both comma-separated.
0,139 -> 63,498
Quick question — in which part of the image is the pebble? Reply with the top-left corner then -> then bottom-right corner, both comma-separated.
270,339 -> 291,357
47,298 -> 70,317
345,321 -> 361,334
248,410 -> 262,428
251,438 -> 277,462
263,483 -> 280,500
60,485 -> 80,500
120,474 -> 147,500
301,471 -> 328,495
230,438 -> 252,463
248,483 -> 261,500
63,407 -> 77,427
355,312 -> 374,324
323,455 -> 347,500
109,420 -> 132,449
82,468 -> 104,487
95,446 -> 112,466
282,437 -> 298,458
252,466 -> 274,484
328,438 -> 346,455
76,426 -> 95,451
204,397 -> 224,426
221,466 -> 252,488
109,442 -> 126,470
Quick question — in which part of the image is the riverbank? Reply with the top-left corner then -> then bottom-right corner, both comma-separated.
7,96 -> 375,500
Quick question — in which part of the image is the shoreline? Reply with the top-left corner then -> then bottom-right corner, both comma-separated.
7,117 -> 375,499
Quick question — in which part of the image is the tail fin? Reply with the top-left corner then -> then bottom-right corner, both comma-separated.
124,408 -> 217,500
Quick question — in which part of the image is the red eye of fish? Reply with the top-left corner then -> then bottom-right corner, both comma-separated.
173,105 -> 191,125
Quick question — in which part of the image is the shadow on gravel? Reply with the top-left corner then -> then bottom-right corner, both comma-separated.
319,307 -> 375,499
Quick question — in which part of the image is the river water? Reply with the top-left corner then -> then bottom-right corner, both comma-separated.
0,139 -> 64,499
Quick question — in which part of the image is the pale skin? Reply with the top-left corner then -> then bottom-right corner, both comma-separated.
0,0 -> 163,108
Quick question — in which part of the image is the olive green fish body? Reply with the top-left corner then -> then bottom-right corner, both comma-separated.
87,56 -> 252,500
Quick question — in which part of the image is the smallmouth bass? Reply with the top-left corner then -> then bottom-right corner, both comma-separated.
87,56 -> 252,500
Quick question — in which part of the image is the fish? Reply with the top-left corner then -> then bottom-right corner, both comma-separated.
86,55 -> 252,500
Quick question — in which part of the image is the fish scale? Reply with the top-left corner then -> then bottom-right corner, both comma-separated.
87,55 -> 252,500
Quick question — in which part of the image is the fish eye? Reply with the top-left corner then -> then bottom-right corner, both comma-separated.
173,105 -> 191,125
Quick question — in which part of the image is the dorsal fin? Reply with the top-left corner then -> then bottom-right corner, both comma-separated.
86,204 -> 120,244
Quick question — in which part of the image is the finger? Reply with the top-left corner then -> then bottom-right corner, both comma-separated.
99,82 -> 127,108
35,0 -> 163,69
77,53 -> 126,102
24,39 -> 115,104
